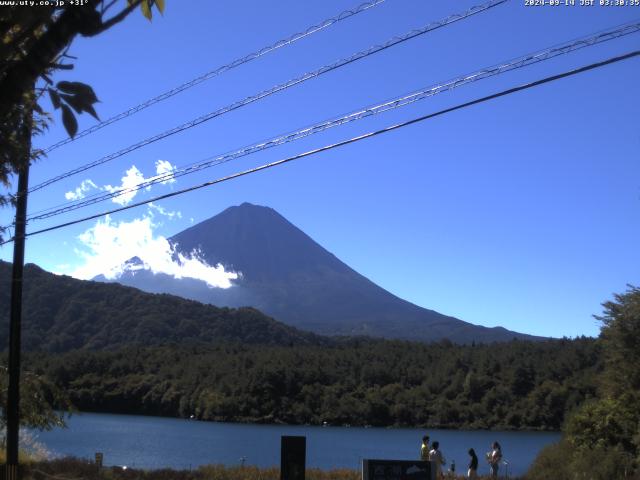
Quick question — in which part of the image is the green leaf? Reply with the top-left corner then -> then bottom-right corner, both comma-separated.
61,104 -> 78,138
60,93 -> 100,121
56,81 -> 80,93
48,88 -> 61,109
155,0 -> 165,14
83,103 -> 100,121
141,0 -> 152,20
56,81 -> 98,103
60,93 -> 83,114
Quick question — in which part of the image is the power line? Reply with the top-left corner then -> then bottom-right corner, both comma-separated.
28,0 -> 509,195
24,19 -> 640,220
24,20 -> 640,223
39,0 -> 387,155
3,48 -> 637,246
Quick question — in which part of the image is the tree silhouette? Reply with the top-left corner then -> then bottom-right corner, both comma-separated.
0,0 -> 165,233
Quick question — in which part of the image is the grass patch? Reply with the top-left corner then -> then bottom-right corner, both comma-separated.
7,457 -> 525,480
17,458 -> 360,480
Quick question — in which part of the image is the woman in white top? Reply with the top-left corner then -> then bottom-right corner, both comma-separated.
428,441 -> 446,478
488,441 -> 502,478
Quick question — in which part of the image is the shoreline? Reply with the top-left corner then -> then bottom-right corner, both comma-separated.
57,408 -> 562,434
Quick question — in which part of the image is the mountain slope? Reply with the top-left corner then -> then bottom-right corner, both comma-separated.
0,261 -> 325,352
112,203 -> 542,343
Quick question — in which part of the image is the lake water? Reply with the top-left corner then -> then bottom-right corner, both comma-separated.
32,412 -> 559,477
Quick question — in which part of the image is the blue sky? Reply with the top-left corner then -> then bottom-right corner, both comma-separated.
1,0 -> 639,338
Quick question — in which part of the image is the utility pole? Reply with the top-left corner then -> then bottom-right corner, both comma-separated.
5,99 -> 32,480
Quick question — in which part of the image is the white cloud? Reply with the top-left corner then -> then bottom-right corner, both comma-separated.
154,160 -> 177,185
103,165 -> 146,206
71,214 -> 238,289
65,179 -> 97,201
99,160 -> 178,206
148,202 -> 182,220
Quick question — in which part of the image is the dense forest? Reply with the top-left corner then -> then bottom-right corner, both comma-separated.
24,337 -> 600,431
0,260 -> 603,433
0,260 -> 609,435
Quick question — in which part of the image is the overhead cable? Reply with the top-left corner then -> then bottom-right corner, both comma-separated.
25,20 -> 640,223
29,0 -> 509,194
40,0 -> 387,154
2,48 -> 636,246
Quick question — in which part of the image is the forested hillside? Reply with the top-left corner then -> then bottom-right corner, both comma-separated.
0,261 -> 325,350
25,337 -> 600,431
0,261 -> 603,433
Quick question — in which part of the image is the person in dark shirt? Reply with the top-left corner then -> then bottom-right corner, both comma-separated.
467,448 -> 479,479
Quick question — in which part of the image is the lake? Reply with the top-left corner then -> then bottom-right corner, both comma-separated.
32,412 -> 559,477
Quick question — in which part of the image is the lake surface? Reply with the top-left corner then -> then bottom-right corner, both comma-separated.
33,412 -> 559,476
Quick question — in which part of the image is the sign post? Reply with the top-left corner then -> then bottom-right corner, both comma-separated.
281,436 -> 306,480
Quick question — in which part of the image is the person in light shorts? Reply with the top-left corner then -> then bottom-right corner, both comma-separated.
467,448 -> 478,478
487,441 -> 502,477
428,441 -> 446,479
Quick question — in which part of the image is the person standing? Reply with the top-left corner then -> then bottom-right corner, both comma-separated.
420,435 -> 430,461
429,441 -> 446,479
467,448 -> 478,479
488,441 -> 502,478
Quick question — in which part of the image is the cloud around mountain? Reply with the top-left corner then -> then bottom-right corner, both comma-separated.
72,213 -> 239,289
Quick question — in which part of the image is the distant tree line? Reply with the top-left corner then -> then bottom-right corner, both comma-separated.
24,336 -> 600,431
0,261 -> 606,433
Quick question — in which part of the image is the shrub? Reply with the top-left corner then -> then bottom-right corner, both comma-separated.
526,439 -> 638,480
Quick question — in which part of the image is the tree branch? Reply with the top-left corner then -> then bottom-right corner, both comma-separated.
85,0 -> 142,37
0,1 -> 141,120
101,0 -> 120,15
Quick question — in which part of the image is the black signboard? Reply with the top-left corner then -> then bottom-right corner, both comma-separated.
281,435 -> 306,480
362,459 -> 434,480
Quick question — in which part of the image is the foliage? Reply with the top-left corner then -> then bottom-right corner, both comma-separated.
597,285 -> 640,398
526,440 -> 573,480
0,429 -> 52,464
526,439 -> 638,480
564,286 -> 640,472
0,363 -> 73,445
0,0 -> 164,238
527,286 -> 640,478
565,396 -> 640,457
48,80 -> 100,138
25,336 -> 601,431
